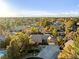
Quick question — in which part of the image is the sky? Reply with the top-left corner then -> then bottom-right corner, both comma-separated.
0,0 -> 79,17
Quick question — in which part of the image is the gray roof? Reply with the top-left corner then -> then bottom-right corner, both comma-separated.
37,45 -> 60,59
30,34 -> 50,43
10,26 -> 26,32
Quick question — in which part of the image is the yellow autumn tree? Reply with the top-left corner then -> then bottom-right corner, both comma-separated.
58,45 -> 76,59
6,32 -> 30,59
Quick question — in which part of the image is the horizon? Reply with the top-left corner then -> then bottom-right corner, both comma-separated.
0,0 -> 79,17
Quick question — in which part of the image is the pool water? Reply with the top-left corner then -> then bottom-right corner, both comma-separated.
0,50 -> 6,57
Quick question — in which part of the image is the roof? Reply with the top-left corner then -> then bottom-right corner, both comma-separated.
10,26 -> 26,32
53,21 -> 62,27
37,45 -> 60,59
65,40 -> 74,48
30,34 -> 50,43
30,34 -> 43,43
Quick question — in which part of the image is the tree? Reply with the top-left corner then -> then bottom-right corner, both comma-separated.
51,28 -> 58,37
65,20 -> 75,34
56,36 -> 64,46
65,20 -> 75,28
36,18 -> 51,27
30,27 -> 39,33
6,32 -> 30,59
58,45 -> 76,59
73,33 -> 79,58
58,32 -> 79,59
44,26 -> 54,32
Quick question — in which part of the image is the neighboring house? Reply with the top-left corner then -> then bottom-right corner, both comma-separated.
10,26 -> 26,32
65,40 -> 74,48
43,34 -> 50,40
66,32 -> 74,40
47,36 -> 56,45
30,34 -> 43,43
58,30 -> 65,38
37,45 -> 60,59
53,21 -> 63,29
30,34 -> 50,43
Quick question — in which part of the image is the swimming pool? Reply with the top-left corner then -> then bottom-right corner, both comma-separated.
0,50 -> 6,57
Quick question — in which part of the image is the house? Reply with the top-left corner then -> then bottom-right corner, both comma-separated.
58,30 -> 65,38
53,21 -> 63,30
43,34 -> 50,40
66,32 -> 74,40
30,34 -> 50,44
10,26 -> 26,32
64,40 -> 74,48
30,34 -> 43,43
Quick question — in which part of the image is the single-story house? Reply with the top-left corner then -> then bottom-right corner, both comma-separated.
10,26 -> 26,32
30,34 -> 50,43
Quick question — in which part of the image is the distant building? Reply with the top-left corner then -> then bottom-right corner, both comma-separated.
53,21 -> 63,29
